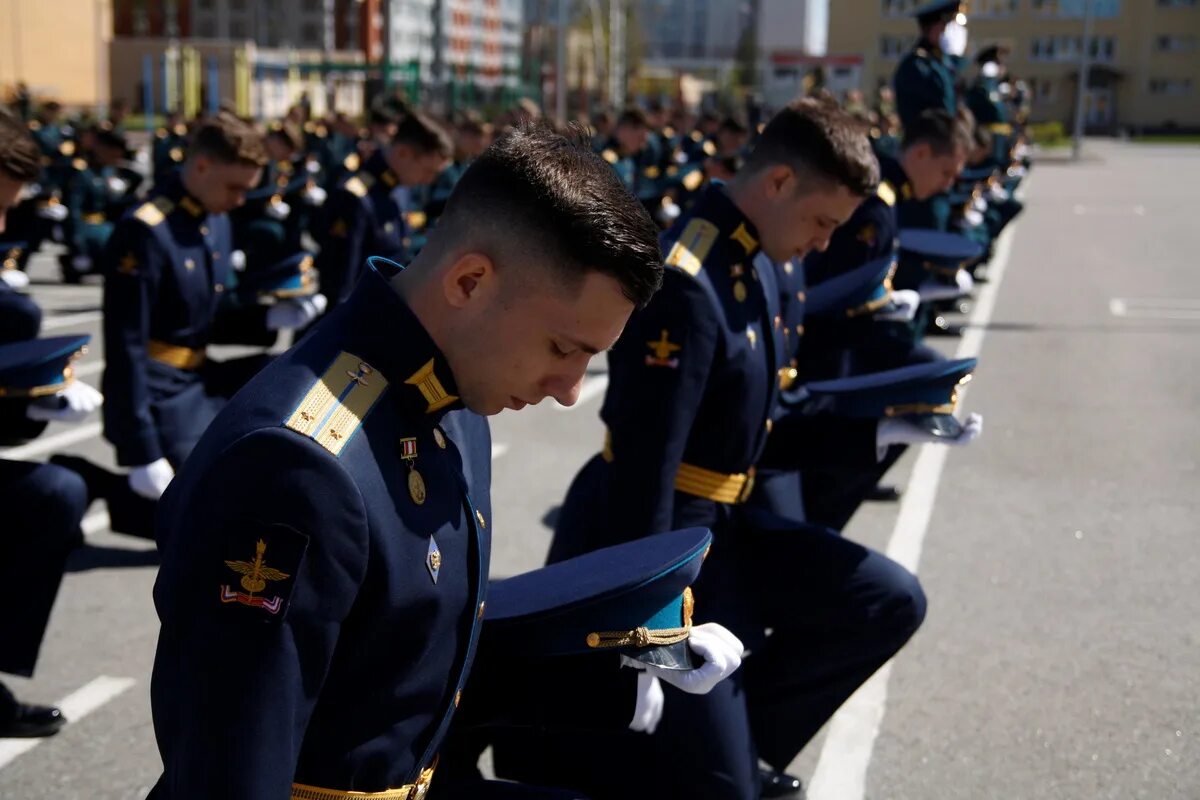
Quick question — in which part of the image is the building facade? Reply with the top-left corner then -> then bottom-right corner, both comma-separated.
0,0 -> 113,108
827,0 -> 1200,132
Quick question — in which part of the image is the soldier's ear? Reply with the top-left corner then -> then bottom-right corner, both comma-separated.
763,164 -> 795,200
441,251 -> 495,310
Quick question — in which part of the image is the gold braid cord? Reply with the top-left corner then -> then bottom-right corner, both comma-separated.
586,625 -> 691,649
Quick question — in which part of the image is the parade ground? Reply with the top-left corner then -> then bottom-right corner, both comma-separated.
1,139 -> 1197,800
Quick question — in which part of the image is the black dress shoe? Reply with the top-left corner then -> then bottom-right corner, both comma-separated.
865,483 -> 903,502
760,768 -> 805,799
0,698 -> 66,738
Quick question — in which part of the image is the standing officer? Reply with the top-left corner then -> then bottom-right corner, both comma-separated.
144,123 -> 741,799
315,110 -> 451,309
0,112 -> 103,738
893,1 -> 969,131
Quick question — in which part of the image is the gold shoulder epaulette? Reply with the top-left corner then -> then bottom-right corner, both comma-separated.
135,196 -> 175,227
283,352 -> 389,457
681,169 -> 705,192
342,153 -> 360,173
702,139 -> 717,156
663,217 -> 719,277
155,127 -> 168,139
877,182 -> 896,207
72,158 -> 88,171
344,176 -> 368,197
601,149 -> 619,165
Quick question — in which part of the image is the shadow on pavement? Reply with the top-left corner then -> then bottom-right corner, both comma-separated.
66,542 -> 159,573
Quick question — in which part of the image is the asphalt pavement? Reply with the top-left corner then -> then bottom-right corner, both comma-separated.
1,139 -> 1197,799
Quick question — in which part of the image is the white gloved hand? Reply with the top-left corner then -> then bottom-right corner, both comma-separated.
27,380 -> 103,423
71,254 -> 93,272
129,457 -> 175,500
972,196 -> 988,213
265,199 -> 292,221
106,176 -> 130,195
303,185 -> 328,207
989,183 -> 1009,203
874,289 -> 920,323
38,202 -> 69,221
621,622 -> 744,696
1,269 -> 29,289
306,159 -> 321,174
230,249 -> 247,271
19,182 -> 42,202
940,20 -> 969,57
627,672 -> 665,734
1008,164 -> 1028,179
877,412 -> 983,448
266,293 -> 328,330
955,269 -> 975,294
964,208 -> 985,227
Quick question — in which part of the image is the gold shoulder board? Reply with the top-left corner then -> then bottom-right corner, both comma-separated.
345,177 -> 368,197
284,352 -> 389,457
877,182 -> 896,207
664,218 -> 719,277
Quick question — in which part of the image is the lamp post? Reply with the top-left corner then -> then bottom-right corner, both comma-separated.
1070,0 -> 1095,161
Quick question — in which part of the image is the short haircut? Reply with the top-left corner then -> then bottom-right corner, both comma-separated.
190,111 -> 268,167
616,108 -> 648,129
430,123 -> 662,307
742,98 -> 880,198
902,109 -> 971,156
393,111 -> 453,158
718,115 -> 749,135
267,120 -> 304,152
0,112 -> 42,182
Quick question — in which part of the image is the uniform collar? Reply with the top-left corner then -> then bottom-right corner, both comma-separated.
879,154 -> 915,203
160,173 -> 210,222
695,184 -> 762,261
365,151 -> 400,189
336,260 -> 464,423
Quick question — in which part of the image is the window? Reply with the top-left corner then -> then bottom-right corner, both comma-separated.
974,0 -> 1019,16
300,21 -> 323,45
1155,34 -> 1198,52
880,35 -> 915,59
1030,35 -> 1115,61
1034,78 -> 1057,103
1034,0 -> 1121,16
229,18 -> 248,38
881,0 -> 921,17
1157,0 -> 1196,6
195,18 -> 216,38
1149,77 -> 1193,94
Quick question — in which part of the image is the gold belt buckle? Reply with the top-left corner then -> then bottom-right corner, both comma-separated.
737,467 -> 756,503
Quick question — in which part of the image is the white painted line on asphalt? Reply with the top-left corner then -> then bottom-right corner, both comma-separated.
492,443 -> 509,459
1109,297 -> 1200,321
556,374 -> 609,411
0,422 -> 103,461
0,675 -> 135,770
807,183 -> 1025,800
39,311 -> 104,331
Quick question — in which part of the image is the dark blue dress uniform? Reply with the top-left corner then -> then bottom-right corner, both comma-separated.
315,152 -> 412,308
0,245 -> 42,343
147,263 -> 634,800
496,186 -> 916,799
100,173 -> 274,470
152,124 -> 189,186
0,335 -> 89,702
894,40 -> 958,132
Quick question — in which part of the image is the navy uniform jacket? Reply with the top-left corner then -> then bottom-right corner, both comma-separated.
147,265 -> 632,799
100,174 -> 270,467
315,152 -> 411,307
893,41 -> 957,132
551,186 -> 877,561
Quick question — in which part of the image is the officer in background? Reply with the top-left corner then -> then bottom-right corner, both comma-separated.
152,111 -> 189,187
144,123 -> 741,799
315,110 -> 451,308
0,112 -> 103,738
61,128 -> 138,283
893,0 -> 969,131
53,113 -> 325,536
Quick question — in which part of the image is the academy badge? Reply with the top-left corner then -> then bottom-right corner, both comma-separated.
222,539 -> 290,615
645,330 -> 681,369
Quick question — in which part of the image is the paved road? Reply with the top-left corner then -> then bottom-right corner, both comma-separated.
1,140 -> 1197,799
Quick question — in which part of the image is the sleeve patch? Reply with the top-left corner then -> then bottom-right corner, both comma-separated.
218,523 -> 309,623
645,329 -> 682,368
664,217 -> 719,277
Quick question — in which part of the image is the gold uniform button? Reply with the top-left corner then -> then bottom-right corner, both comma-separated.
765,419 -> 773,434
477,601 -> 486,620
199,226 -> 209,235
214,284 -> 224,293
455,690 -> 462,708
475,509 -> 486,529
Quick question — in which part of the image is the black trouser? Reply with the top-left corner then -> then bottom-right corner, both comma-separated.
0,459 -> 87,677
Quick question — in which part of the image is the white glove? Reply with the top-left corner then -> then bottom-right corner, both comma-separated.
19,182 -> 42,201
980,61 -> 1001,79
658,200 -> 681,224
129,457 -> 175,500
972,196 -> 988,213
620,622 -> 744,696
306,159 -> 321,174
38,203 -> 69,221
877,412 -> 983,449
303,185 -> 327,207
964,208 -> 985,227
940,20 -> 969,57
71,254 -> 93,272
266,293 -> 328,330
230,249 -> 247,271
989,183 -> 1009,203
106,176 -> 130,195
1008,164 -> 1028,179
27,381 -> 103,423
874,289 -> 920,323
627,672 -> 665,734
265,199 -> 292,221
1,269 -> 29,289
